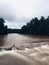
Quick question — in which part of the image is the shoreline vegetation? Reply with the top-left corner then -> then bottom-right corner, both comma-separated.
0,16 -> 49,36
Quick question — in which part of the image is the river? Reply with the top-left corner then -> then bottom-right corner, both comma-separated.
0,34 -> 49,46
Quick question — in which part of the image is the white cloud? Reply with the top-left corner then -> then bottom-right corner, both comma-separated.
0,0 -> 49,28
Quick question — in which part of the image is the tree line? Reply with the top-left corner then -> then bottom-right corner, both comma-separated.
20,16 -> 49,35
0,18 -> 18,35
0,16 -> 49,36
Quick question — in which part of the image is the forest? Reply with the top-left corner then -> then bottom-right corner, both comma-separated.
0,16 -> 49,35
20,16 -> 49,35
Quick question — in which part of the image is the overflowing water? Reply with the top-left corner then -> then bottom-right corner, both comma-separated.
0,34 -> 49,46
0,34 -> 49,65
0,45 -> 49,65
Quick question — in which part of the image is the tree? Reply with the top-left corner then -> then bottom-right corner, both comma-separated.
0,18 -> 8,35
20,16 -> 49,35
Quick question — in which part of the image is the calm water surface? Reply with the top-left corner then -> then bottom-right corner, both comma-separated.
0,34 -> 49,46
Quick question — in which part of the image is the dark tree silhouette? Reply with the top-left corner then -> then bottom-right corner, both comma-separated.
1,16 -> 49,36
20,16 -> 49,36
0,18 -> 8,35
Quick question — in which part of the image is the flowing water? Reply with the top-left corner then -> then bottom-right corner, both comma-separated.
0,34 -> 49,46
0,34 -> 49,65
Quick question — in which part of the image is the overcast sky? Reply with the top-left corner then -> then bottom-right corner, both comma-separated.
0,0 -> 49,29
